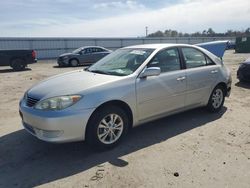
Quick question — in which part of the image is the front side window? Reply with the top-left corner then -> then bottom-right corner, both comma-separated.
182,47 -> 211,68
88,48 -> 154,76
148,48 -> 181,73
84,48 -> 93,54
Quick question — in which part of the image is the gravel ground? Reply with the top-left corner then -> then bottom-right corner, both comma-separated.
0,50 -> 250,188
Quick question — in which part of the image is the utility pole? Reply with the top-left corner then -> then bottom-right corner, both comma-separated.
145,26 -> 148,37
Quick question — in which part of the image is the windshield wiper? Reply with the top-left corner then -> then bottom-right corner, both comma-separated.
87,69 -> 110,75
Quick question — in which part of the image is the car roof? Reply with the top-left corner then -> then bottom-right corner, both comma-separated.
123,43 -> 195,50
82,46 -> 107,49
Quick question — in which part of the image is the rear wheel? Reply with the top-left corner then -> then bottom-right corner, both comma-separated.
86,106 -> 129,150
69,59 -> 79,67
206,85 -> 225,112
11,58 -> 25,71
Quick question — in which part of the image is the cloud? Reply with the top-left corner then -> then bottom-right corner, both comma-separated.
0,0 -> 249,37
93,0 -> 145,10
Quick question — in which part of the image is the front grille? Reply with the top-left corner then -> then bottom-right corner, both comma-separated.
26,95 -> 40,107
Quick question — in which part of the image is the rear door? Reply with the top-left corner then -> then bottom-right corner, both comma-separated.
136,48 -> 187,121
92,48 -> 106,62
181,47 -> 220,107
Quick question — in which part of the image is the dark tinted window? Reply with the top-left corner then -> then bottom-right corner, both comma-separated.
148,48 -> 181,72
95,48 -> 104,52
84,48 -> 93,54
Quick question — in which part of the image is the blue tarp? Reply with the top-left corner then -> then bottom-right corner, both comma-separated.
195,40 -> 229,59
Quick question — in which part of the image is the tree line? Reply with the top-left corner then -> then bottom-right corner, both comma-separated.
147,28 -> 250,37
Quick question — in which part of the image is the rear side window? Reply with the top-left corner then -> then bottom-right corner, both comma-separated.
148,48 -> 181,73
206,56 -> 215,65
182,48 -> 207,68
96,48 -> 104,52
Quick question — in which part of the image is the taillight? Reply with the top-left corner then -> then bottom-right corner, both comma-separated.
32,50 -> 36,59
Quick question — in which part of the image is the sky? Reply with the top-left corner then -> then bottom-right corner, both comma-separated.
0,0 -> 249,37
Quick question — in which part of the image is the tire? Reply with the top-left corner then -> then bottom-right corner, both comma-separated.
11,58 -> 25,71
206,85 -> 225,113
69,59 -> 79,67
86,105 -> 129,150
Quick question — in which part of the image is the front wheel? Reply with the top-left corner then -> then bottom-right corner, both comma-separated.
86,106 -> 129,150
69,59 -> 79,67
206,85 -> 225,112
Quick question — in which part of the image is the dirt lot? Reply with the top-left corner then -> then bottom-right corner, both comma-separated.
0,50 -> 250,188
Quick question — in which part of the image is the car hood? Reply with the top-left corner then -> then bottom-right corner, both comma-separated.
59,52 -> 73,57
27,70 -> 122,99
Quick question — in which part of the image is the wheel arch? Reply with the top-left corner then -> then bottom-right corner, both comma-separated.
10,57 -> 25,66
215,82 -> 227,95
69,58 -> 79,64
85,100 -> 134,137
206,82 -> 227,105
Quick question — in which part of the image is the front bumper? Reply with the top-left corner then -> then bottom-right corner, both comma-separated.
57,58 -> 69,66
19,99 -> 95,143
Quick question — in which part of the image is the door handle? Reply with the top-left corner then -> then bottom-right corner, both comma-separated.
177,76 -> 186,81
211,70 -> 218,74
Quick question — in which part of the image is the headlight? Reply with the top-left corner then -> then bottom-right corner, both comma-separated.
62,56 -> 69,60
34,95 -> 82,110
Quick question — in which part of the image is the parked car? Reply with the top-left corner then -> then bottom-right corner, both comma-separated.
19,44 -> 231,149
57,46 -> 111,67
226,41 -> 236,50
237,58 -> 250,82
0,49 -> 37,71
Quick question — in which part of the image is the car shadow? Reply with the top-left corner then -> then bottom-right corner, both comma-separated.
0,68 -> 31,73
0,107 -> 227,187
53,65 -> 71,68
235,81 -> 250,89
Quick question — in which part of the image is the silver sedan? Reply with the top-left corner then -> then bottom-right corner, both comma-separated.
19,44 -> 232,149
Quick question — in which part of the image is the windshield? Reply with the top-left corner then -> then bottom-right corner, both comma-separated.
72,47 -> 83,54
87,48 -> 154,76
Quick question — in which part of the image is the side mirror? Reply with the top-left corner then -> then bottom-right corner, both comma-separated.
139,67 -> 161,78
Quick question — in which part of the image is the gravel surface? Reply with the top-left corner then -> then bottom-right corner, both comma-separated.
0,50 -> 250,188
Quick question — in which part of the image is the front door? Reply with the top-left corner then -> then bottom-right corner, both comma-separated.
136,48 -> 187,121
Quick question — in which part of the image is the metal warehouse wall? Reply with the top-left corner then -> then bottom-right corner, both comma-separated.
0,37 -> 235,59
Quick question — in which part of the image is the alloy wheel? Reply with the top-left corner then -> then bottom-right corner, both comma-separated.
212,88 -> 223,109
97,114 -> 124,144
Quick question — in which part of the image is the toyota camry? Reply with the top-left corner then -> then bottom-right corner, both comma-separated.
19,44 -> 232,149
